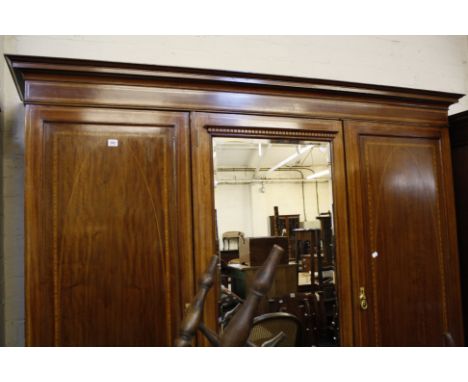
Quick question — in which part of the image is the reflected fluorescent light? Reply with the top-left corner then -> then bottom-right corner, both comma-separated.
306,169 -> 330,180
268,145 -> 313,173
258,143 -> 262,157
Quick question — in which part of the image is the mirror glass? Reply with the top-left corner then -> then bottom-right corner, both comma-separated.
213,137 -> 339,346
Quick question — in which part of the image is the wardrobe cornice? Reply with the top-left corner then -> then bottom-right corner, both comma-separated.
7,54 -> 464,106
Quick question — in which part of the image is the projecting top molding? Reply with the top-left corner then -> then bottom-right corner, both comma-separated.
5,54 -> 464,126
6,54 -> 464,106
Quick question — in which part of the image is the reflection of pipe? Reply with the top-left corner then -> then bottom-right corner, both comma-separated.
218,167 -> 322,184
216,179 -> 328,185
267,144 -> 314,173
316,181 -> 320,215
307,169 -> 330,180
216,166 -> 327,220
300,172 -> 307,221
217,167 -> 318,173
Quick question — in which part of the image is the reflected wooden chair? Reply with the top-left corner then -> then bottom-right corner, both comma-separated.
175,244 -> 285,347
267,292 -> 319,346
248,312 -> 303,347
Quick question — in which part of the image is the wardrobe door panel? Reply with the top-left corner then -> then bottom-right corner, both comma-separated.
345,121 -> 463,346
26,106 -> 193,346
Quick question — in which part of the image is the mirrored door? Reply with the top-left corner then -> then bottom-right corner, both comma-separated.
191,113 -> 352,346
213,137 -> 338,346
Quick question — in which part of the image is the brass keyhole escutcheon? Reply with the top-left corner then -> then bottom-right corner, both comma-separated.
359,287 -> 368,310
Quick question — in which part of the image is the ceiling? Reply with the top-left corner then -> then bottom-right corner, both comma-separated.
213,138 -> 331,180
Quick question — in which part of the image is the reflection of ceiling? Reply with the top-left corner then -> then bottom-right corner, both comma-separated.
213,138 -> 331,176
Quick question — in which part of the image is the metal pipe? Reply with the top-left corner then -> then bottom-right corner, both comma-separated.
216,179 -> 328,185
216,167 -> 319,173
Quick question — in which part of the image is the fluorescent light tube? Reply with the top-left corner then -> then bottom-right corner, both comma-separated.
306,169 -> 330,180
268,144 -> 313,173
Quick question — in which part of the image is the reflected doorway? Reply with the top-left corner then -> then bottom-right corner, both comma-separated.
213,137 -> 339,346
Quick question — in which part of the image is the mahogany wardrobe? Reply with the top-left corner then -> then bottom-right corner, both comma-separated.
6,55 -> 464,346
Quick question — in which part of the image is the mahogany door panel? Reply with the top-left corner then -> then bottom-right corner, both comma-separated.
345,121 -> 463,346
26,106 -> 193,346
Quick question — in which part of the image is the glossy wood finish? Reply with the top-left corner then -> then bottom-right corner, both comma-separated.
6,55 -> 464,346
6,54 -> 460,105
5,55 -> 460,126
345,121 -> 463,346
25,106 -> 193,346
191,112 -> 353,346
175,255 -> 219,347
449,110 -> 468,345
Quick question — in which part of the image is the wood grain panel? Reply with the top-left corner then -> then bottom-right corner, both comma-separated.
23,80 -> 449,127
345,121 -> 464,346
364,139 -> 445,345
26,106 -> 192,346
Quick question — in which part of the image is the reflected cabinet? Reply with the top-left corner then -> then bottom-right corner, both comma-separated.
7,55 -> 464,346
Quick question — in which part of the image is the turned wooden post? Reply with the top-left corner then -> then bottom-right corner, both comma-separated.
220,244 -> 285,346
174,255 -> 218,346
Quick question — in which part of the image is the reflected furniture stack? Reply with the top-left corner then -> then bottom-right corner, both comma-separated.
291,213 -> 339,345
269,214 -> 300,260
226,235 -> 293,314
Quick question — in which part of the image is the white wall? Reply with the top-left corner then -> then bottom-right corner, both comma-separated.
215,184 -> 253,245
215,178 -> 332,247
2,35 -> 468,346
2,36 -> 25,346
3,35 -> 468,111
